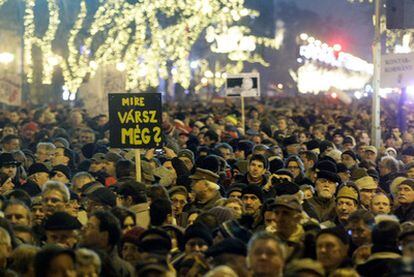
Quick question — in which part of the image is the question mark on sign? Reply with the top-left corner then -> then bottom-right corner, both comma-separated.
153,127 -> 161,146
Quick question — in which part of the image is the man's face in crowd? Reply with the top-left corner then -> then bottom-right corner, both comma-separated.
301,156 -> 314,171
346,220 -> 371,247
32,172 -> 50,187
218,147 -> 232,161
248,239 -> 284,277
81,216 -> 107,249
277,119 -> 287,131
79,132 -> 95,145
248,160 -> 266,179
286,144 -> 300,155
274,206 -> 301,235
32,204 -> 45,225
370,194 -> 391,215
315,178 -> 336,199
336,197 -> 357,223
192,181 -> 211,202
403,155 -> 414,165
51,171 -> 69,184
242,194 -> 261,216
360,188 -> 377,208
316,234 -> 348,271
264,211 -> 277,230
4,204 -> 31,226
364,150 -> 377,163
179,157 -> 193,171
36,148 -> 55,163
3,126 -> 16,136
97,115 -> 108,127
171,193 -> 187,216
333,134 -> 343,145
103,160 -> 116,176
225,202 -> 243,218
89,161 -> 105,173
47,253 -> 76,277
398,185 -> 414,205
42,190 -> 67,217
0,165 -> 17,179
3,138 -> 20,152
8,112 -> 20,124
52,148 -> 69,167
341,154 -> 356,169
228,191 -> 242,199
185,238 -> 208,254
46,230 -> 79,249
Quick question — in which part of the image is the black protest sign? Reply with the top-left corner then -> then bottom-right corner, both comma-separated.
108,93 -> 163,149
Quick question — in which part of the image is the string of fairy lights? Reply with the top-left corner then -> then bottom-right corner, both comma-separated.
0,0 -> 281,98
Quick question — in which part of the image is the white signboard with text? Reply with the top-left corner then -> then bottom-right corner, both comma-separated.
225,73 -> 260,97
381,52 -> 414,88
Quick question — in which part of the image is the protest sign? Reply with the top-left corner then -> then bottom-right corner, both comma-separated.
108,93 -> 163,149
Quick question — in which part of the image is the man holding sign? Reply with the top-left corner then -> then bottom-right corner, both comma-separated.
108,93 -> 163,182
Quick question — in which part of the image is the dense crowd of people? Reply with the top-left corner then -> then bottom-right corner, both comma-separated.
0,94 -> 412,276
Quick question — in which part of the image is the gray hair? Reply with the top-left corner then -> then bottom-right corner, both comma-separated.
72,171 -> 95,183
42,181 -> 70,203
36,142 -> 56,152
247,231 -> 286,260
76,248 -> 101,274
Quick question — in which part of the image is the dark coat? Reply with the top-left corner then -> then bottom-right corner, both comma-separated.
305,196 -> 336,222
356,252 -> 401,277
394,202 -> 414,223
20,180 -> 41,197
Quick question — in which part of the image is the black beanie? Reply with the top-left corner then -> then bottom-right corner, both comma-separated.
241,185 -> 264,203
184,223 -> 213,246
316,226 -> 350,245
371,220 -> 401,254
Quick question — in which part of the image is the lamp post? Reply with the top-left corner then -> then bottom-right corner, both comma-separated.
371,0 -> 382,148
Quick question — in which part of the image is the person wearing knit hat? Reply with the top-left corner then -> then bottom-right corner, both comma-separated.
44,211 -> 82,248
385,147 -> 398,158
217,218 -> 253,244
241,185 -> 263,229
305,170 -> 340,222
284,258 -> 325,277
394,179 -> 414,223
177,149 -> 195,171
355,176 -> 378,209
183,223 -> 213,254
205,238 -> 248,276
121,226 -> 146,265
52,137 -> 70,149
284,135 -> 300,155
226,183 -> 247,199
316,227 -> 350,274
337,163 -> 350,183
334,184 -> 359,226
21,163 -> 51,197
314,160 -> 337,173
319,140 -> 335,157
356,219 -> 401,276
341,150 -> 358,168
50,165 -> 72,184
342,136 -> 356,151
402,146 -> 414,164
363,145 -> 378,164
208,206 -> 235,225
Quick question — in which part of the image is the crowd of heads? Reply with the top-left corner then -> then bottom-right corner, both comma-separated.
0,95 -> 412,276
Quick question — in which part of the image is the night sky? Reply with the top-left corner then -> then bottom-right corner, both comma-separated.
281,0 -> 374,60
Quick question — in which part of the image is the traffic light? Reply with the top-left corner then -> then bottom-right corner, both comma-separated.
386,0 -> 414,29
